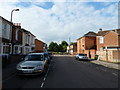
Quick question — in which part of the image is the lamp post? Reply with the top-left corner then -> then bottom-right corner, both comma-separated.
10,9 -> 19,22
10,9 -> 20,54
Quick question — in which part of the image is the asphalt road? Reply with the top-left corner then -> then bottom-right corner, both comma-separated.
2,56 -> 119,89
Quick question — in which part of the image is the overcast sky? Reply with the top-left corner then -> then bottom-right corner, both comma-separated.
0,0 -> 119,45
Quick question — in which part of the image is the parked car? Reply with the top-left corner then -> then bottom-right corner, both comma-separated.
75,53 -> 88,60
16,53 -> 48,75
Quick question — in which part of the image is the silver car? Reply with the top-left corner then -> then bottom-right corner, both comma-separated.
16,53 -> 48,75
75,53 -> 88,60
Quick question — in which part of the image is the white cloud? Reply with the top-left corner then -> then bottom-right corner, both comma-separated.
0,1 -> 118,45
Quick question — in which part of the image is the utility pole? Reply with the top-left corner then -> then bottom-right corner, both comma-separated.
69,37 -> 71,46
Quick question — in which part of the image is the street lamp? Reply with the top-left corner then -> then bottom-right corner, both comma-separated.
10,9 -> 19,22
10,9 -> 20,54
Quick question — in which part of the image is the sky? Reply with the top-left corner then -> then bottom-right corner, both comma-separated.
0,0 -> 119,45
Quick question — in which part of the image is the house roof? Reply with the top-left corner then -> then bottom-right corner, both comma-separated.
77,31 -> 97,40
35,39 -> 46,44
77,28 -> 120,40
0,16 -> 13,25
97,29 -> 120,36
21,28 -> 36,37
84,31 -> 98,36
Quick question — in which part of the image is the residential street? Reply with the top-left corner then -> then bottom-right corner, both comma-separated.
2,56 -> 119,89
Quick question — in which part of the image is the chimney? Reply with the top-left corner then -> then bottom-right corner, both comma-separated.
99,28 -> 102,32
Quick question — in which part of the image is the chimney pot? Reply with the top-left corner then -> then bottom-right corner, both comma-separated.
99,28 -> 102,31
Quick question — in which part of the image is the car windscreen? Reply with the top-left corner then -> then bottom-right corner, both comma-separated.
24,55 -> 44,61
79,54 -> 87,56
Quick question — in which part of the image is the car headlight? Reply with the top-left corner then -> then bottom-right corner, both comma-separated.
34,65 -> 43,70
79,56 -> 82,58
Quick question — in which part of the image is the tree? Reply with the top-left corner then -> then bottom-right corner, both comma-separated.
48,42 -> 55,51
58,44 -> 63,52
48,42 -> 59,52
53,42 -> 59,52
61,41 -> 68,46
61,41 -> 68,52
48,41 -> 68,52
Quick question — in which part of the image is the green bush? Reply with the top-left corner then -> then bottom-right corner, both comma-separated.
94,54 -> 99,60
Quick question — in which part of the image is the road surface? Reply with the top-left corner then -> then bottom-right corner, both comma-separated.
2,56 -> 119,89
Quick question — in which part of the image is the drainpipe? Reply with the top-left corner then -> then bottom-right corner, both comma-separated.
105,46 -> 108,62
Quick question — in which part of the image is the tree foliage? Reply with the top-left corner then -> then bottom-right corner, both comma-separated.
48,41 -> 68,52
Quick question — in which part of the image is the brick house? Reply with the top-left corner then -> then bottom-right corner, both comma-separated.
0,16 -> 13,55
96,28 -> 120,51
77,31 -> 97,58
67,42 -> 77,55
34,39 -> 47,53
96,28 -> 120,62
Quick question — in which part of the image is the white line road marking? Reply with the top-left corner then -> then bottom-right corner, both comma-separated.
43,77 -> 46,81
112,73 -> 118,76
41,82 -> 44,88
41,64 -> 51,88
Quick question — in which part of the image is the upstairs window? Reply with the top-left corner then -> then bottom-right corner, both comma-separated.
100,36 -> 104,44
2,23 -> 7,38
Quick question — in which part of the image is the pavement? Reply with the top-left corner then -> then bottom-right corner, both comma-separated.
90,60 -> 120,70
2,62 -> 18,81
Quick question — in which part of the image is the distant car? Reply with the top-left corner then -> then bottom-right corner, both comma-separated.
75,53 -> 88,60
16,53 -> 48,75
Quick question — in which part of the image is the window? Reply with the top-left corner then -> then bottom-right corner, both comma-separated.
2,23 -> 7,38
25,34 -> 28,43
15,29 -> 19,40
14,46 -> 20,54
100,36 -> 104,44
3,44 -> 10,54
25,47 -> 30,54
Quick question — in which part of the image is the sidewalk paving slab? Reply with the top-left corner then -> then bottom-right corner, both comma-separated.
90,60 -> 119,70
2,62 -> 19,81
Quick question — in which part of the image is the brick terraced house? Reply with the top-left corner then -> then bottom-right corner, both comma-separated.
77,31 -> 97,59
34,39 -> 47,53
96,28 -> 120,63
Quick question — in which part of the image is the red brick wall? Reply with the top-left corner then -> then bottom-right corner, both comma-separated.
12,26 -> 22,44
35,39 -> 44,52
77,36 -> 96,54
85,36 -> 96,50
97,31 -> 119,51
118,35 -> 120,46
